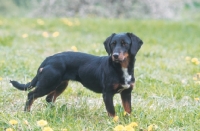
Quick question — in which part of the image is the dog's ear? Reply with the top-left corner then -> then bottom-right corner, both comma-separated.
103,33 -> 116,55
127,33 -> 143,56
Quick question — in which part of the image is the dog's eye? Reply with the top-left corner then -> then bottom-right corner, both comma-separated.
121,41 -> 126,46
111,42 -> 116,46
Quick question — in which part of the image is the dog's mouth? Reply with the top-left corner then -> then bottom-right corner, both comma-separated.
112,56 -> 125,63
112,52 -> 129,63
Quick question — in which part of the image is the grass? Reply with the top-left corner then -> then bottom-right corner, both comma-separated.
0,17 -> 200,131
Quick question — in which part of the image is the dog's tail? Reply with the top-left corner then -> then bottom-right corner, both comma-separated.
10,76 -> 38,91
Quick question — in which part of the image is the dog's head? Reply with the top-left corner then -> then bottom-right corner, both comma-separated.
104,33 -> 143,62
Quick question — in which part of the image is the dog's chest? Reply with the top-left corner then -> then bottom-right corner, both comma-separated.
121,67 -> 132,88
113,68 -> 132,93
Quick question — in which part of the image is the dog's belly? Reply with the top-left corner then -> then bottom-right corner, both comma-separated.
62,70 -> 103,93
80,81 -> 103,93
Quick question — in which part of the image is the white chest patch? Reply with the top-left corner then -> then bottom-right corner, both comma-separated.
121,68 -> 132,89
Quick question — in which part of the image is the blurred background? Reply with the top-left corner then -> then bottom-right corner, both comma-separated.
0,0 -> 200,19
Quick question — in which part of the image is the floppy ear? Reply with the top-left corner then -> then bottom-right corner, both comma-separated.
103,33 -> 116,55
127,33 -> 143,56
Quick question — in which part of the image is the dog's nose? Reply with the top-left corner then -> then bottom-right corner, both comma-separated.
113,53 -> 119,59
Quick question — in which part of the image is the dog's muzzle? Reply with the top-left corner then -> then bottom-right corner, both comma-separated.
112,52 -> 125,62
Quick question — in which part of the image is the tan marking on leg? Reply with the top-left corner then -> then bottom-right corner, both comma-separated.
122,100 -> 131,114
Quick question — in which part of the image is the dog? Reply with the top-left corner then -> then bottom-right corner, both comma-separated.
10,33 -> 143,117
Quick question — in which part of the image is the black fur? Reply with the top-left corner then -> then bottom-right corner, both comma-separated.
10,32 -> 143,117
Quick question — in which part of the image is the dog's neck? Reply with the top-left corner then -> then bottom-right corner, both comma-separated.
111,55 -> 135,88
120,56 -> 135,88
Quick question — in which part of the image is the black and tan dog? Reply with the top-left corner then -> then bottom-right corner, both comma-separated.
10,33 -> 143,117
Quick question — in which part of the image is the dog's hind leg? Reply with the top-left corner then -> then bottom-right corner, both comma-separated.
24,68 -> 63,111
46,80 -> 68,103
24,82 -> 61,111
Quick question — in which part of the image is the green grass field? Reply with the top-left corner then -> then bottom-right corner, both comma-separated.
0,17 -> 200,131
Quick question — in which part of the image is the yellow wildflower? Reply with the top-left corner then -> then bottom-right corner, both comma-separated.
193,77 -> 197,81
113,125 -> 125,131
128,122 -> 138,128
148,124 -> 158,131
0,77 -> 2,81
61,129 -> 68,131
195,60 -> 199,65
71,46 -> 78,52
6,128 -> 13,131
185,56 -> 191,61
42,32 -> 49,38
9,119 -> 18,125
37,120 -> 48,127
113,116 -> 119,122
194,98 -> 199,101
62,19 -> 73,26
42,127 -> 53,131
191,58 -> 198,63
24,120 -> 29,125
22,34 -> 28,38
148,125 -> 153,131
52,32 -> 60,37
195,81 -> 200,84
125,125 -> 135,131
123,111 -> 127,116
37,19 -> 44,25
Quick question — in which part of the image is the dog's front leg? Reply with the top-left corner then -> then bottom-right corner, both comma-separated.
103,92 -> 115,117
120,88 -> 132,114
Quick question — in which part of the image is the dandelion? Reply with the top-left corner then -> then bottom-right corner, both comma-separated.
113,125 -> 125,131
148,125 -> 153,131
6,128 -> 13,131
128,122 -> 138,128
0,77 -> 2,81
113,116 -> 119,122
195,61 -> 199,65
24,120 -> 29,125
194,98 -> 199,101
52,31 -> 59,37
148,124 -> 158,131
71,46 -> 78,52
193,77 -> 197,81
191,58 -> 198,63
22,34 -> 28,38
62,18 -> 73,26
61,129 -> 68,131
42,127 -> 53,131
37,120 -> 48,127
42,32 -> 49,38
125,125 -> 135,131
185,56 -> 191,61
195,81 -> 200,84
123,111 -> 127,116
37,19 -> 44,25
9,119 -> 18,125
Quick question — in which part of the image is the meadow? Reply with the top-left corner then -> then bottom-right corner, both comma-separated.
0,17 -> 199,131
